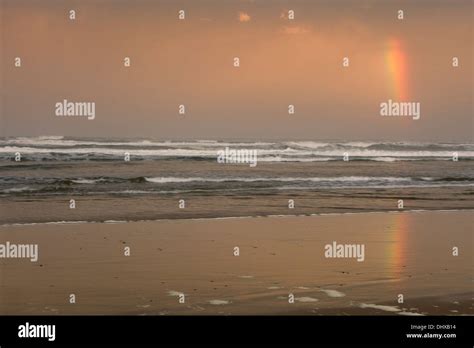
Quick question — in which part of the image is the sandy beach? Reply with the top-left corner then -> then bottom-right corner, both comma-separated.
0,210 -> 471,315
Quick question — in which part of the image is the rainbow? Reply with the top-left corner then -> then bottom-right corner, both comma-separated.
386,38 -> 409,101
386,213 -> 409,277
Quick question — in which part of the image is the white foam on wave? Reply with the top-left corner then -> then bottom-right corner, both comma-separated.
209,300 -> 230,305
320,289 -> 346,298
398,311 -> 425,316
0,139 -> 275,149
295,297 -> 319,303
71,179 -> 97,184
1,209 -> 471,227
359,303 -> 400,312
1,139 -> 473,161
1,186 -> 33,193
144,176 -> 414,184
284,141 -> 332,149
168,291 -> 184,297
258,156 -> 333,162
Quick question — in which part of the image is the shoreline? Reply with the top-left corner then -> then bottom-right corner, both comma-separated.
1,208 -> 473,227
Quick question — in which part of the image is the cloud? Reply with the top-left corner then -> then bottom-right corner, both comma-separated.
281,25 -> 310,35
238,12 -> 251,22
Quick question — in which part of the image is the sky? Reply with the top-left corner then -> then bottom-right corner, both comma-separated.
1,0 -> 472,141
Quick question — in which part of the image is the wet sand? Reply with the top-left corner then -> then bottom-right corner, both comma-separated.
0,210 -> 472,315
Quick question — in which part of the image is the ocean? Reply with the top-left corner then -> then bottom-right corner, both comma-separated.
0,136 -> 473,224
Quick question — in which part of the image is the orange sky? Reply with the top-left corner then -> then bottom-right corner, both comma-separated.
1,0 -> 472,141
